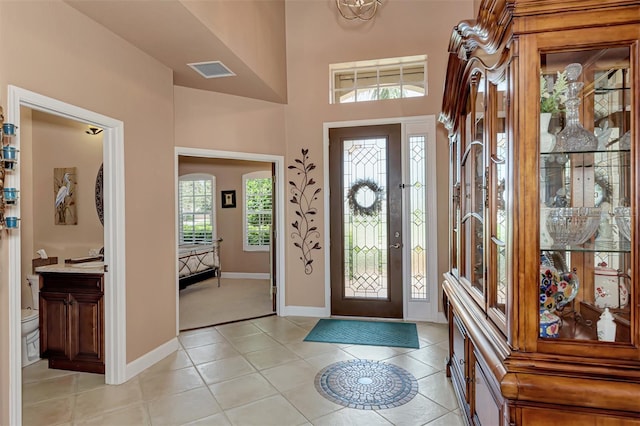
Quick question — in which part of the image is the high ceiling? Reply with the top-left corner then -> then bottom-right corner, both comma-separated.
65,0 -> 287,104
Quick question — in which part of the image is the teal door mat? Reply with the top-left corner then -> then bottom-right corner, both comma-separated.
304,319 -> 419,349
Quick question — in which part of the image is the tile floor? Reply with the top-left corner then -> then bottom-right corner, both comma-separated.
22,316 -> 463,426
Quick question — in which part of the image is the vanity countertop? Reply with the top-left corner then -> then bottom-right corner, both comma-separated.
36,262 -> 105,275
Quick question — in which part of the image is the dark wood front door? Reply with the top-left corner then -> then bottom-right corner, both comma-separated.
329,124 -> 403,318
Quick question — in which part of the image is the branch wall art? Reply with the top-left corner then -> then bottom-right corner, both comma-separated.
288,148 -> 322,275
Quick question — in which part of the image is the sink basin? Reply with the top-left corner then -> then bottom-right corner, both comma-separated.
70,261 -> 104,269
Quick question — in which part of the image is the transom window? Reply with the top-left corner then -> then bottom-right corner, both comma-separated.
330,55 -> 427,104
179,174 -> 215,244
243,171 -> 272,251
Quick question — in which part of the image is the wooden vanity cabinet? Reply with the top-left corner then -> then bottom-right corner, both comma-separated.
39,272 -> 105,374
440,1 -> 640,424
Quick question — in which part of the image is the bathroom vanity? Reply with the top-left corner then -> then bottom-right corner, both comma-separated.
36,263 -> 104,374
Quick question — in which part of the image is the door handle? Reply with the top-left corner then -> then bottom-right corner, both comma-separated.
390,243 -> 401,249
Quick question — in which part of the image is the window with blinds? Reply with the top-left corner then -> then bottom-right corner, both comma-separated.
179,174 -> 215,244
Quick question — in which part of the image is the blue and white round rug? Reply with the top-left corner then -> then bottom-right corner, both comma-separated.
314,359 -> 418,410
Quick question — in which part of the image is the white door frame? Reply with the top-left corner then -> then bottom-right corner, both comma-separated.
174,147 -> 285,333
7,86 -> 127,426
322,115 -> 442,322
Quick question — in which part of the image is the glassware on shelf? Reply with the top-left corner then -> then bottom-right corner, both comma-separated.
554,63 -> 599,152
614,206 -> 631,241
545,207 -> 601,246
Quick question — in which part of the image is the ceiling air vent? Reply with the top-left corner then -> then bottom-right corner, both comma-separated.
187,61 -> 236,79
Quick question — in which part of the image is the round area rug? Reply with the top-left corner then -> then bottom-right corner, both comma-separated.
314,359 -> 418,410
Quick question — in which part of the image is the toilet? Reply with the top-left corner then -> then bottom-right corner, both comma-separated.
21,275 -> 40,367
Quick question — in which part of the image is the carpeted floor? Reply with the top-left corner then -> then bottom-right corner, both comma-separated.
179,277 -> 274,330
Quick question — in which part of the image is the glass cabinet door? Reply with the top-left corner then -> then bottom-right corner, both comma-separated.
461,73 -> 486,301
488,77 -> 509,324
538,46 -> 633,343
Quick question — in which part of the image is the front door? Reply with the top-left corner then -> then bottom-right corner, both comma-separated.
329,124 -> 403,318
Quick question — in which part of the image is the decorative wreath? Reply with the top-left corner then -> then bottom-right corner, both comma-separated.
347,178 -> 383,216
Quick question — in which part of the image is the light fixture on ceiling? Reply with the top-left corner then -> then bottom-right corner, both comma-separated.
336,0 -> 382,21
86,127 -> 103,136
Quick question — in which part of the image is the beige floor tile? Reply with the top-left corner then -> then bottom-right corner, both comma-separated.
227,333 -> 281,354
266,327 -> 310,345
196,355 -> 256,385
406,345 -> 449,370
22,359 -> 75,384
224,395 -> 307,426
341,345 -> 403,361
416,323 -> 449,344
186,342 -> 240,365
436,340 -> 449,352
251,316 -> 300,333
418,371 -> 459,410
208,372 -> 278,409
215,322 -> 263,340
181,412 -> 232,426
425,411 -> 465,426
179,329 -> 228,349
303,348 -> 355,370
22,373 -> 76,405
284,316 -> 321,330
244,345 -> 300,370
140,367 -> 205,401
75,372 -> 106,394
73,377 -> 144,420
22,395 -> 74,426
285,341 -> 338,359
142,350 -> 194,376
261,359 -> 318,392
75,403 -> 150,426
147,387 -> 221,425
376,393 -> 449,426
282,382 -> 342,421
386,354 -> 440,379
312,407 -> 393,426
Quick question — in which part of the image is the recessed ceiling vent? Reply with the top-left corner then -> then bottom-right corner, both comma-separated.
188,61 -> 236,79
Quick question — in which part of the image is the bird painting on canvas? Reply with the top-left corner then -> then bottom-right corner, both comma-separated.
54,167 -> 77,225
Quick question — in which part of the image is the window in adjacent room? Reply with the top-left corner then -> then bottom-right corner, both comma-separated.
179,174 -> 215,244
243,171 -> 272,251
330,55 -> 427,104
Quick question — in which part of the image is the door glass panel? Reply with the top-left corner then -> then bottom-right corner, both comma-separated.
409,135 -> 427,299
539,47 -> 632,343
343,137 -> 388,299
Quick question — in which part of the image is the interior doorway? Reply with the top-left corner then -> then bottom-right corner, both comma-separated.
7,86 -> 126,426
174,147 -> 285,334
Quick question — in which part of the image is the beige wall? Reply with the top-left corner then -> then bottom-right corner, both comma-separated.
0,0 -> 474,420
0,2 -> 175,420
19,110 -> 104,309
283,0 -> 474,307
178,157 -> 271,274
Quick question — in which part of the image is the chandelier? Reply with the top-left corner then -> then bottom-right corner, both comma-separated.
335,0 -> 382,21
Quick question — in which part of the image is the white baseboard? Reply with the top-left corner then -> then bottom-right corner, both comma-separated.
222,272 -> 270,280
125,337 -> 180,380
281,305 -> 330,317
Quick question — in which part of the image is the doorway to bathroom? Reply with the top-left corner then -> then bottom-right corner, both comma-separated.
7,86 -> 126,426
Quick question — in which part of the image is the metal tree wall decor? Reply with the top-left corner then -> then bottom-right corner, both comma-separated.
289,148 -> 322,275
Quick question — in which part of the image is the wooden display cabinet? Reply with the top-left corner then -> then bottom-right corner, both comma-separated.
440,0 -> 640,424
39,272 -> 105,374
